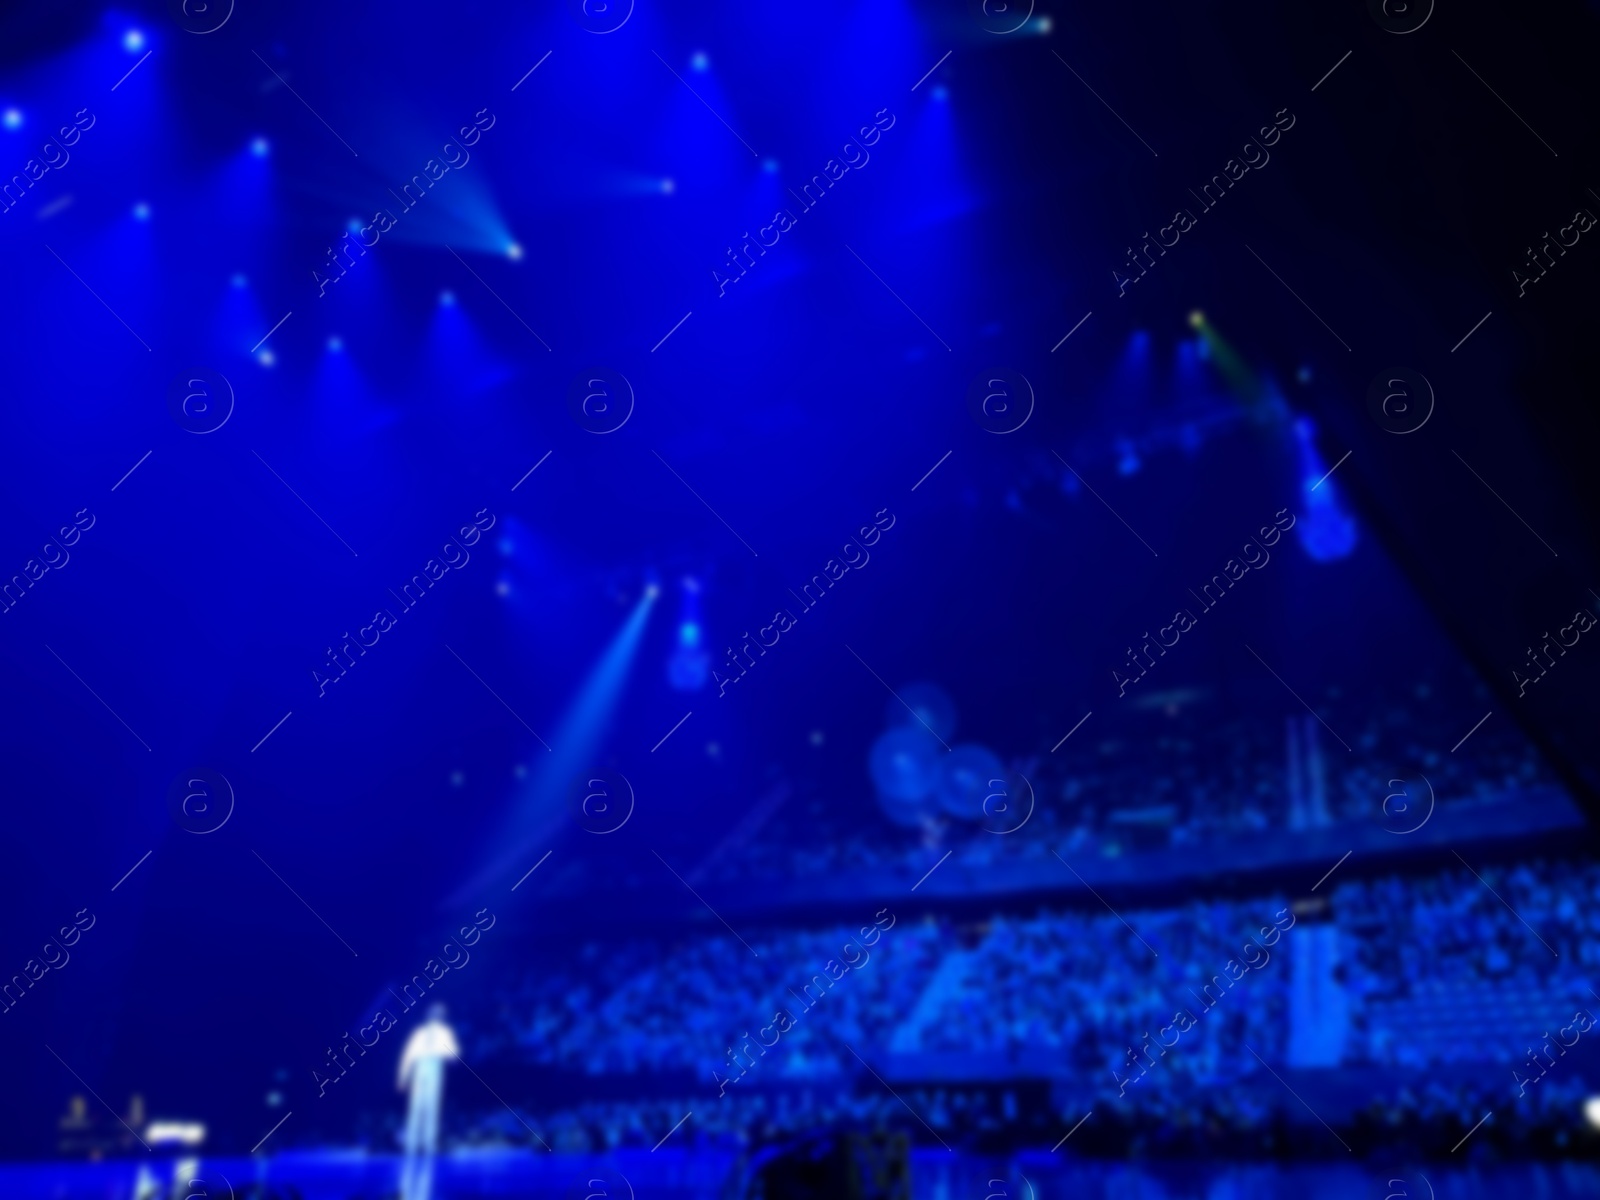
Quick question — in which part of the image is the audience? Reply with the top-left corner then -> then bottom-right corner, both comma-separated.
698,674 -> 1555,888
459,855 -> 1597,1156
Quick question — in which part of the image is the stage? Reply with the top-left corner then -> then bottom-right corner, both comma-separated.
7,1151 -> 1600,1200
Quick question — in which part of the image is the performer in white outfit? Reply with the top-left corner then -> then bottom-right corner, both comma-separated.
397,1003 -> 459,1200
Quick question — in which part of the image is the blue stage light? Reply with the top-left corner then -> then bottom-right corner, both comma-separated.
1293,417 -> 1357,561
230,273 -> 248,288
762,158 -> 779,173
326,335 -> 343,353
453,585 -> 658,899
257,348 -> 277,368
2,109 -> 21,131
691,52 -> 710,72
668,578 -> 707,690
123,29 -> 145,53
661,178 -> 675,194
439,289 -> 456,307
1116,438 -> 1142,476
931,85 -> 948,101
132,202 -> 150,220
505,241 -> 524,261
871,726 -> 941,810
250,136 -> 270,158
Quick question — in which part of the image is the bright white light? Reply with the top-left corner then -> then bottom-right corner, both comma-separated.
1585,1096 -> 1600,1129
506,241 -> 524,261
145,1122 -> 204,1145
2,109 -> 21,131
250,136 -> 270,158
123,30 -> 145,54
132,202 -> 151,220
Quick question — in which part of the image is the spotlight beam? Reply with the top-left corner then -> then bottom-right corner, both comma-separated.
450,588 -> 659,903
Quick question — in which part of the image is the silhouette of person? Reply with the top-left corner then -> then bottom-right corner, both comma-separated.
397,1002 -> 458,1200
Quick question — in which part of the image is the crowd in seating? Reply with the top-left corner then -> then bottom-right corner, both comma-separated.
475,916 -> 948,1080
452,1073 -> 1600,1160
1338,862 -> 1600,1065
903,898 -> 1293,1087
483,1087 -> 1025,1154
696,673 -> 1556,888
456,855 -> 1598,1157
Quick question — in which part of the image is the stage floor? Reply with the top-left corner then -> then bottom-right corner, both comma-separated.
5,1150 -> 1599,1199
